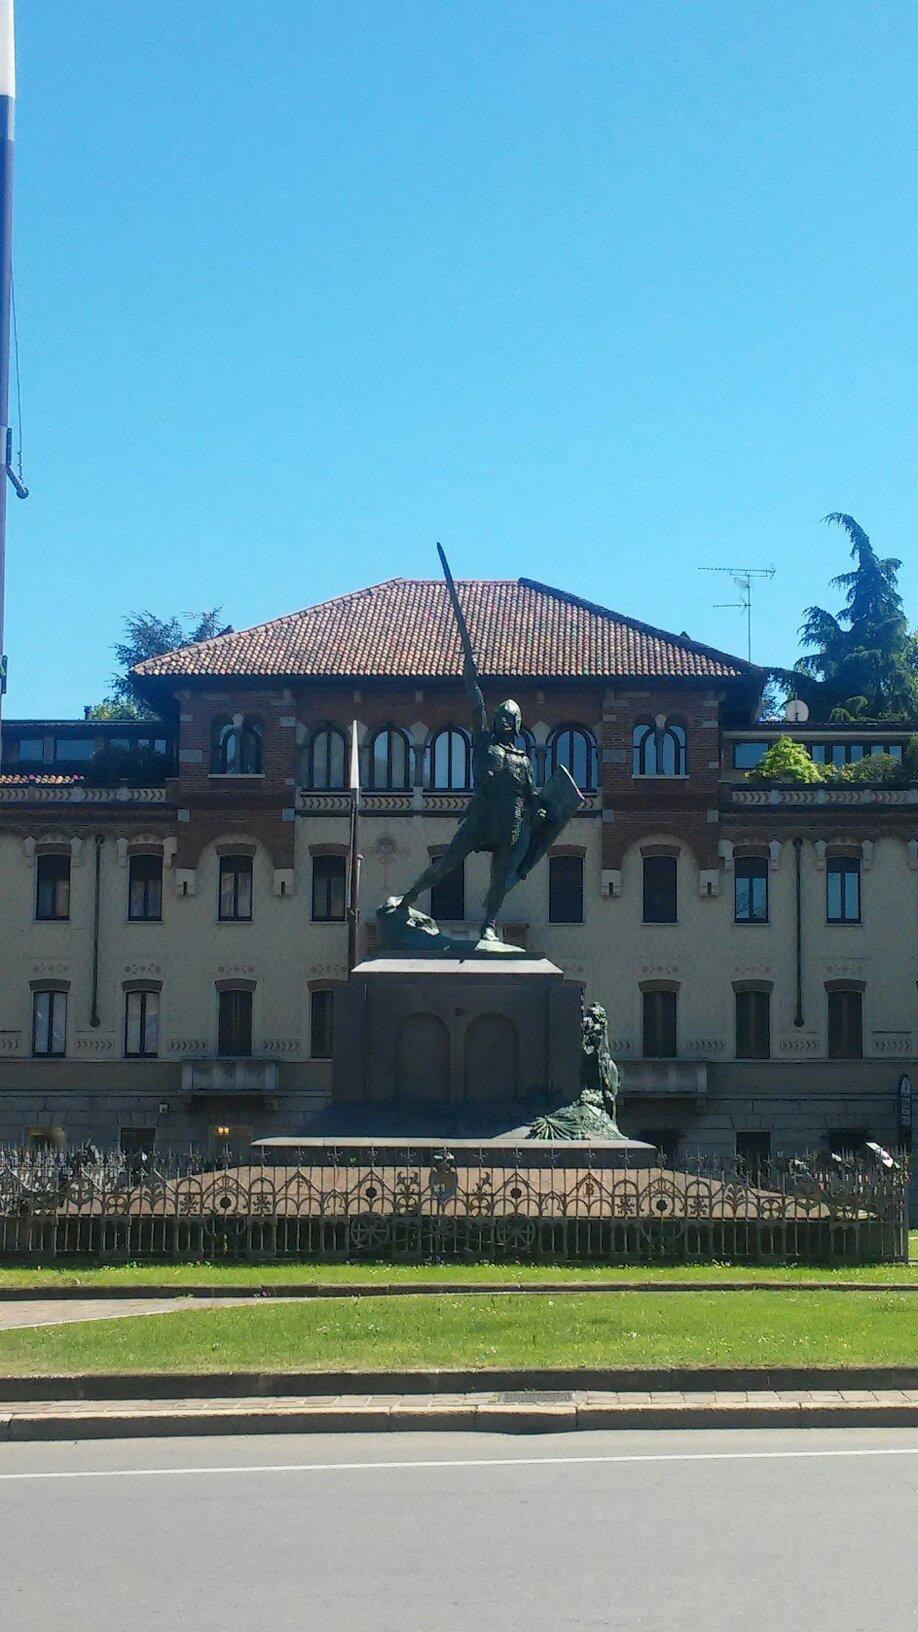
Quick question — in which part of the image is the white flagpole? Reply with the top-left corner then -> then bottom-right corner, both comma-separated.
0,0 -> 15,745
347,721 -> 362,969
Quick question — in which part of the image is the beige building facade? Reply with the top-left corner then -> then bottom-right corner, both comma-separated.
0,576 -> 914,1175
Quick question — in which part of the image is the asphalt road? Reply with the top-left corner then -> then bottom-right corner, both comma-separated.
2,1428 -> 917,1631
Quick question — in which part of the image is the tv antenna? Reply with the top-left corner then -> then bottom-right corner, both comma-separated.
700,565 -> 775,662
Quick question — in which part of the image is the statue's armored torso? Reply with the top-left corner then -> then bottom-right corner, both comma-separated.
468,738 -> 534,850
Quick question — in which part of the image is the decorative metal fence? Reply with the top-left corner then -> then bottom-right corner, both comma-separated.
0,1144 -> 908,1264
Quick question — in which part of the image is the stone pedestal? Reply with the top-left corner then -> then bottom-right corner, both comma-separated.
333,957 -> 583,1108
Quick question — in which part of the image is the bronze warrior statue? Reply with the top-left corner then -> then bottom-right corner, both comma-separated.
389,546 -> 582,943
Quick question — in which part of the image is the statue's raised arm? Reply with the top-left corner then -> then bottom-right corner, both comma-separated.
438,542 -> 487,739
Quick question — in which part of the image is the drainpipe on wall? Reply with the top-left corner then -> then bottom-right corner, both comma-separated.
90,833 -> 104,1027
793,836 -> 804,1028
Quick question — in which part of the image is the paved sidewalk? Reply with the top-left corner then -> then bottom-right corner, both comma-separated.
2,1387 -> 918,1440
0,1296 -> 257,1330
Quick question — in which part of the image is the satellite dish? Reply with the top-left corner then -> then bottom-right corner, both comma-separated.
784,698 -> 809,723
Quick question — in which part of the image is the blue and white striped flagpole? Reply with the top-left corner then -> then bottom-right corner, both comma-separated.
0,0 -> 14,745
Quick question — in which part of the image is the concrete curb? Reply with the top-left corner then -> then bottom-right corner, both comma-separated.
3,1394 -> 918,1441
0,1278 -> 914,1301
2,1364 -> 918,1402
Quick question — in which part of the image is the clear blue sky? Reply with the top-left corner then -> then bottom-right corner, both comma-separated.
6,1 -> 917,716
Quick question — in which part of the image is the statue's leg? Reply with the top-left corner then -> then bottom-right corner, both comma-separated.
482,845 -> 513,935
397,823 -> 477,912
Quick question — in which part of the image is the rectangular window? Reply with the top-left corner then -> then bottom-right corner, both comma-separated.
219,855 -> 253,921
735,1130 -> 771,1179
128,854 -> 163,921
826,1126 -> 869,1158
124,990 -> 160,1058
120,1127 -> 156,1179
15,735 -> 44,764
642,989 -> 677,1058
218,989 -> 253,1058
53,736 -> 94,763
731,741 -> 769,770
827,857 -> 860,923
734,856 -> 768,923
828,989 -> 863,1059
312,854 -> 346,921
735,989 -> 770,1059
36,853 -> 70,921
637,1126 -> 682,1165
643,855 -> 677,923
549,854 -> 584,924
310,989 -> 334,1060
430,857 -> 465,922
32,989 -> 67,1057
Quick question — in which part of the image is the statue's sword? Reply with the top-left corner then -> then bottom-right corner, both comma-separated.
437,541 -> 479,680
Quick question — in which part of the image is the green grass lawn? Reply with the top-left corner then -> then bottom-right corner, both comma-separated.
0,1290 -> 914,1375
0,1246 -> 915,1292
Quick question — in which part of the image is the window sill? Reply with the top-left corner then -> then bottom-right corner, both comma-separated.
632,774 -> 688,781
208,773 -> 266,781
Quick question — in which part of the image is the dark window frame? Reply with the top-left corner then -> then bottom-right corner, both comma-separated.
128,853 -> 163,922
642,989 -> 677,1059
548,854 -> 584,924
310,989 -> 335,1060
548,726 -> 598,792
32,989 -> 67,1058
730,740 -> 770,770
306,726 -> 347,791
826,856 -> 861,924
734,856 -> 769,924
642,854 -> 678,924
430,855 -> 466,922
426,727 -> 472,791
735,988 -> 771,1059
210,717 -> 264,776
632,721 -> 687,777
218,855 -> 254,922
36,853 -> 71,922
735,1130 -> 771,1178
217,988 -> 253,1058
367,727 -> 411,792
124,989 -> 160,1058
827,988 -> 863,1060
312,853 -> 347,922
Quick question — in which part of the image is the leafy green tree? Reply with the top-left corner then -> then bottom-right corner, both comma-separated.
86,609 -> 227,720
745,735 -> 823,784
793,515 -> 917,722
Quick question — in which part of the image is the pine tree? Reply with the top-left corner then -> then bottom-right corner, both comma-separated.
794,515 -> 917,721
86,609 -> 227,719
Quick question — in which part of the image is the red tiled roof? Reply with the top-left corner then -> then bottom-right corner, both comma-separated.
133,578 -> 756,684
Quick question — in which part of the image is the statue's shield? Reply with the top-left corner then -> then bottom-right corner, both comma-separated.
507,765 -> 584,885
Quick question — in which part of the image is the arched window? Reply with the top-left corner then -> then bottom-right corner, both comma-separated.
548,726 -> 597,792
632,720 -> 686,777
427,728 -> 472,791
367,727 -> 411,791
515,728 -> 536,761
210,716 -> 263,775
306,726 -> 346,790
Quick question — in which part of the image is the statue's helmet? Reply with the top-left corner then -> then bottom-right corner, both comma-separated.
493,698 -> 522,737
